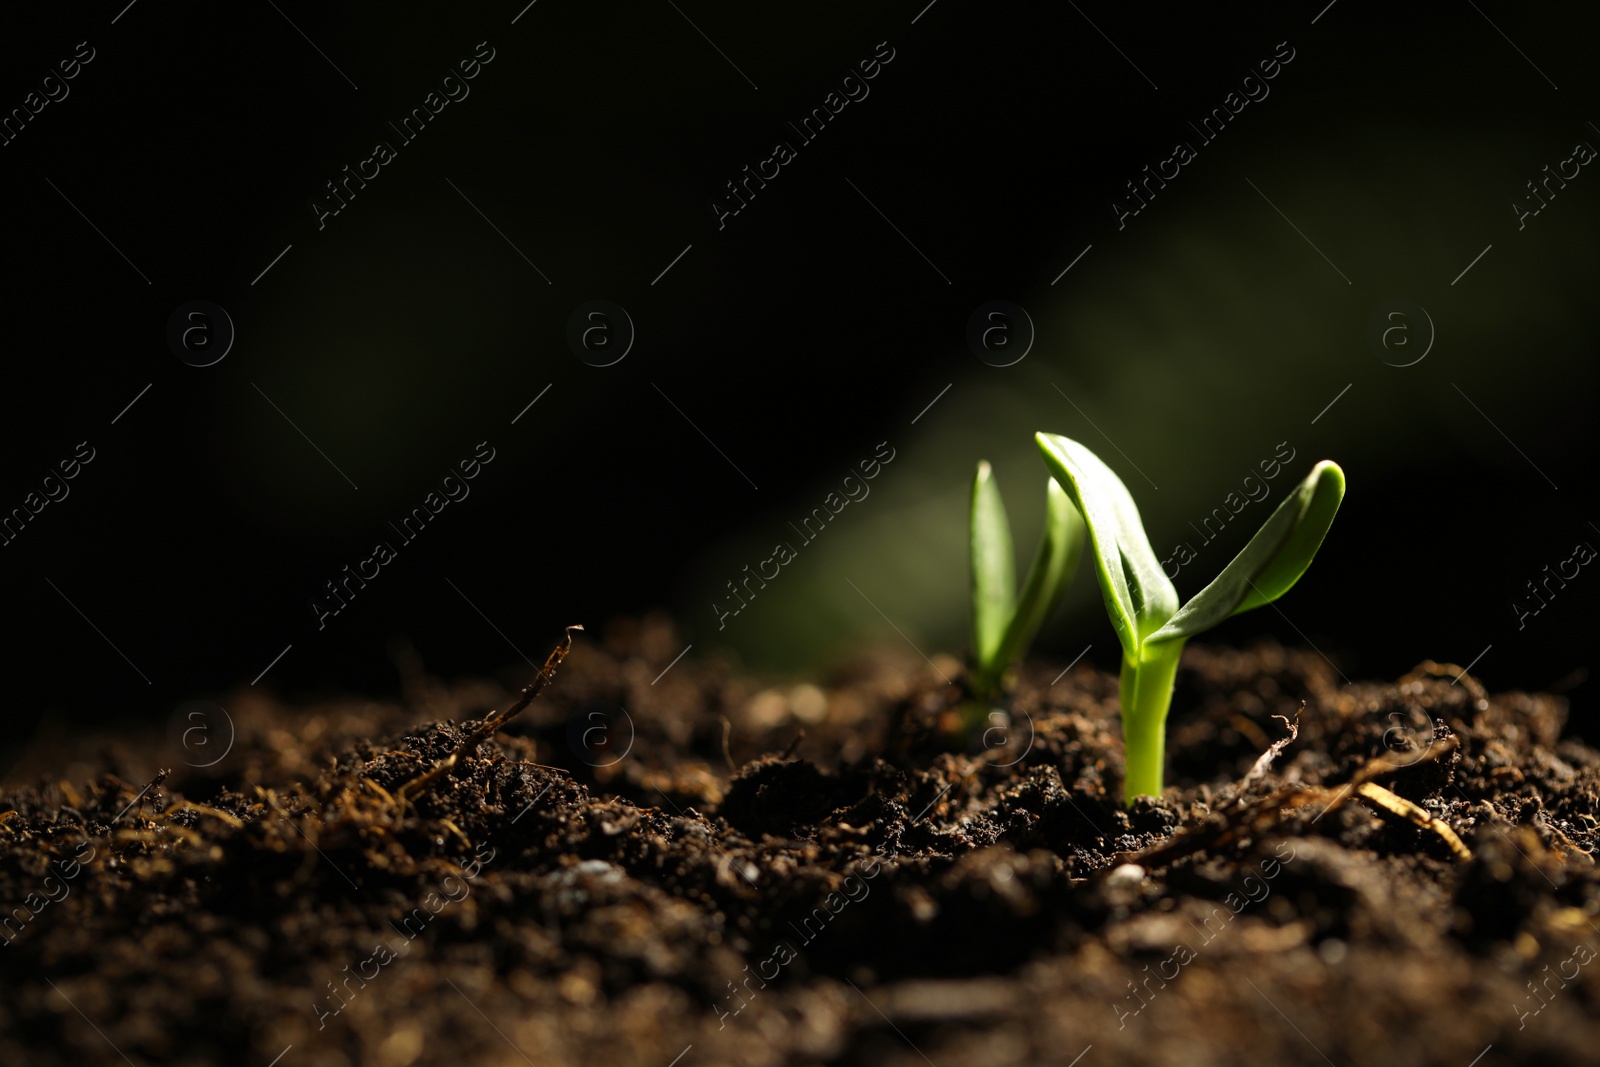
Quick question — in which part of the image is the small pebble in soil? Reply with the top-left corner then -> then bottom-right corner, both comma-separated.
790,684 -> 828,723
1106,863 -> 1145,886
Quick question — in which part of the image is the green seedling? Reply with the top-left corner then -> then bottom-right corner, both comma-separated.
1034,433 -> 1345,805
968,461 -> 1087,702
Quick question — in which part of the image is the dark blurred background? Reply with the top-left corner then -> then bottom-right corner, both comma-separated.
2,1 -> 1596,775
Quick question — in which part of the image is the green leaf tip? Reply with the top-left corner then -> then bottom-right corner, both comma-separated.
969,460 -> 1017,671
995,478 -> 1086,676
1033,432 -> 1177,660
968,460 -> 1086,700
1146,458 -> 1344,645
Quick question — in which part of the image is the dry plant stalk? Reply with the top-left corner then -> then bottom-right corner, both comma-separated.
395,624 -> 583,808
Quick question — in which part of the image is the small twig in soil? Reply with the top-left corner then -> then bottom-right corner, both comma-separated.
110,768 -> 170,826
1539,812 -> 1596,860
487,757 -> 571,774
1232,707 -> 1302,810
1354,781 -> 1472,861
719,715 -> 736,772
1403,659 -> 1490,706
160,800 -> 246,830
395,625 -> 582,809
360,777 -> 399,809
437,817 -> 474,849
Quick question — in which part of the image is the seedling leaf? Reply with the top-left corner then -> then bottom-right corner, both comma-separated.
1146,460 -> 1344,645
993,479 -> 1086,674
1035,432 -> 1178,659
1031,432 -> 1346,805
1231,459 -> 1346,615
969,461 -> 1016,669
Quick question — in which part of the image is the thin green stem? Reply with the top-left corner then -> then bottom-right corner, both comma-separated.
1119,639 -> 1185,805
970,665 -> 1004,705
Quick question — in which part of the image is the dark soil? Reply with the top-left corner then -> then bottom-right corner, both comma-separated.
4,616 -> 1599,1067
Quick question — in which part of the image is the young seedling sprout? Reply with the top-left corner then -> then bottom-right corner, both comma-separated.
968,461 -> 1086,703
1034,434 -> 1345,805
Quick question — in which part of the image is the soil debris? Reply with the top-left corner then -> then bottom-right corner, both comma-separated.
3,619 -> 1598,1066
